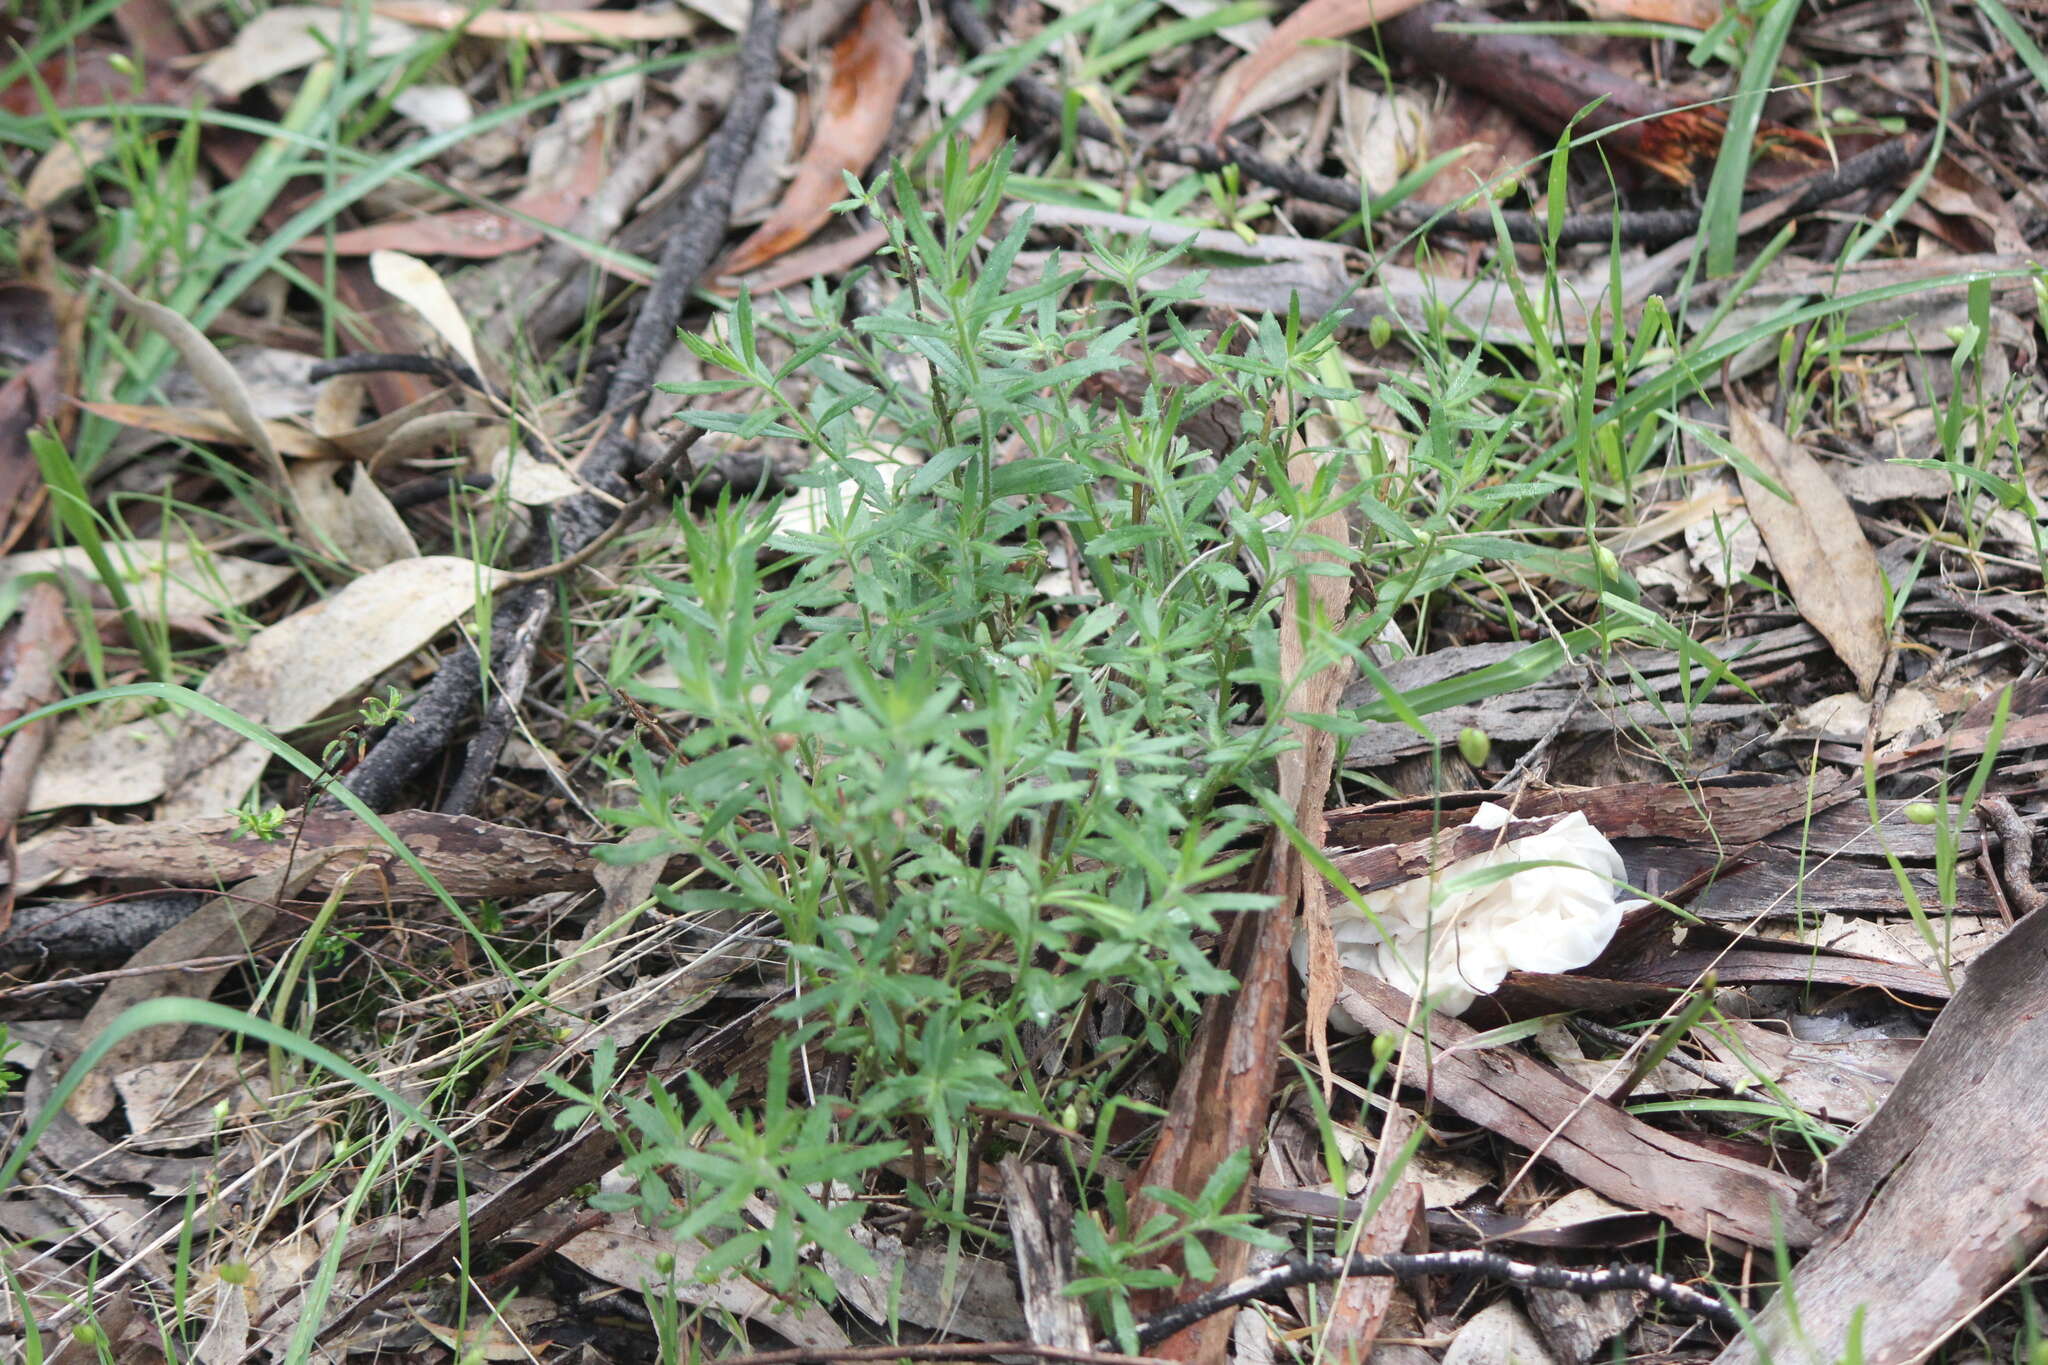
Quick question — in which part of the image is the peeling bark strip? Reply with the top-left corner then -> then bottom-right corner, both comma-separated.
1130,1249 -> 1736,1348
1000,1159 -> 1094,1350
8,810 -> 596,902
1337,971 -> 1818,1250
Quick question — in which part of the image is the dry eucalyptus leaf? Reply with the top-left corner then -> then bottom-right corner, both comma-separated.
26,713 -> 175,810
719,0 -> 914,276
544,1213 -> 852,1347
313,373 -> 462,461
25,120 -> 115,212
1443,1300 -> 1560,1365
1211,0 -> 1431,134
369,249 -> 483,377
75,400 -> 345,460
1336,85 -> 1430,199
95,272 -> 286,483
489,442 -> 583,505
196,6 -> 419,99
289,460 -> 421,570
60,857 -> 325,1126
391,84 -> 473,135
369,0 -> 707,40
113,1057 -> 273,1151
1729,403 -> 1889,696
0,540 -> 294,620
159,556 -> 506,820
94,270 -> 319,549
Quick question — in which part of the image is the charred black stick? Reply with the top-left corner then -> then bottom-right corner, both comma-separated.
330,0 -> 781,816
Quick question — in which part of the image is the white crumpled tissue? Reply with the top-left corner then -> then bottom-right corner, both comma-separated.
1293,803 -> 1644,1020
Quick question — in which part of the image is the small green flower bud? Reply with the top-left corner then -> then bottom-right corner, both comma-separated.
1368,314 -> 1393,349
1905,802 -> 1939,826
1458,727 -> 1492,768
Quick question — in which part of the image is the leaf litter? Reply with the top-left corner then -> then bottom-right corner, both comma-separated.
0,0 -> 2045,1362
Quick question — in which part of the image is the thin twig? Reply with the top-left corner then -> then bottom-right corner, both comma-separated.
493,427 -> 702,587
1130,1250 -> 1737,1347
1934,583 -> 2048,659
1976,795 -> 2047,918
673,1345 -> 1165,1365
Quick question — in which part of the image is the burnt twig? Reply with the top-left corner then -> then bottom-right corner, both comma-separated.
329,0 -> 781,816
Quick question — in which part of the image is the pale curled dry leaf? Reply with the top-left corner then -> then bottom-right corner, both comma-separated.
289,460 -> 421,569
369,250 -> 483,376
719,0 -> 915,277
369,0 -> 710,40
94,271 -> 286,483
195,6 -> 419,99
1210,0 -> 1432,137
0,539 -> 295,620
24,119 -> 115,212
94,270 -> 324,552
1728,402 -> 1889,696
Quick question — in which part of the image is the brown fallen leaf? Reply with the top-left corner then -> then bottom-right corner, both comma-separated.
1728,402 -> 1889,697
293,128 -> 606,260
1210,0 -> 1433,139
718,0 -> 915,278
74,400 -> 347,460
311,199 -> 573,260
715,223 -> 890,294
158,556 -> 506,821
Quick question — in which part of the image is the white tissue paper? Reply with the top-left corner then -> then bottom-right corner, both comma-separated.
1294,802 -> 1644,1020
